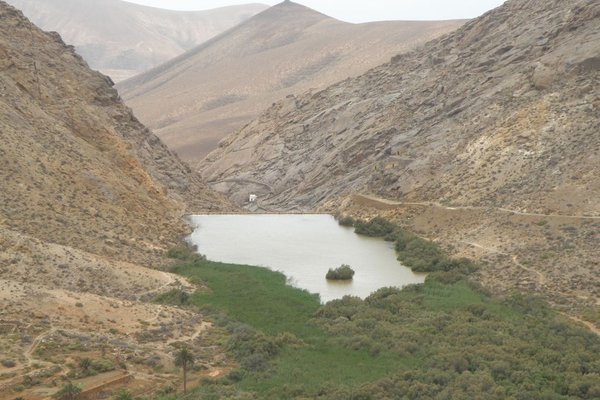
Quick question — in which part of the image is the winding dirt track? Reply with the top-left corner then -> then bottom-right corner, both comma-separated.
355,193 -> 557,287
565,315 -> 600,336
460,241 -> 547,287
352,194 -> 599,337
353,194 -> 600,220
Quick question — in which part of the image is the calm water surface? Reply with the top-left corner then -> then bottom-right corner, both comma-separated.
187,214 -> 425,303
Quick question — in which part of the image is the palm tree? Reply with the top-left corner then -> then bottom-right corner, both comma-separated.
54,382 -> 82,400
79,358 -> 92,375
174,346 -> 194,394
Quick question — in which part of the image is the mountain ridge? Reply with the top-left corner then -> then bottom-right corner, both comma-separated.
118,1 -> 465,162
4,0 -> 268,81
119,1 -> 332,98
201,0 -> 599,214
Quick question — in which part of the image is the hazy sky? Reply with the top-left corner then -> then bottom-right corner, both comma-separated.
123,0 -> 507,22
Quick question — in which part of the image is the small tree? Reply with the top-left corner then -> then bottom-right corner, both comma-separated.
326,264 -> 355,280
54,382 -> 82,400
79,358 -> 92,374
175,346 -> 194,394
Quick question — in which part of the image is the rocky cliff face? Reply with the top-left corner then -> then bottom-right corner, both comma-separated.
201,0 -> 599,217
0,1 -> 232,265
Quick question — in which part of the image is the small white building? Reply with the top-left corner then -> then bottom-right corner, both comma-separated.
249,194 -> 257,203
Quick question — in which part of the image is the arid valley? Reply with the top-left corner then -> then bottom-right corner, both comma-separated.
1,0 -> 599,399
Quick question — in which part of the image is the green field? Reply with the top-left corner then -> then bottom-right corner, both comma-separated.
165,256 -> 600,400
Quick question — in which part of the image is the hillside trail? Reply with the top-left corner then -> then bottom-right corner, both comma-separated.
135,271 -> 188,300
24,328 -> 57,366
353,193 -> 555,286
460,241 -> 547,287
562,315 -> 600,337
352,194 -> 600,336
353,194 -> 600,220
0,328 -> 56,391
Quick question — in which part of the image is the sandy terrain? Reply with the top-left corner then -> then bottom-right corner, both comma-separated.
0,266 -> 224,400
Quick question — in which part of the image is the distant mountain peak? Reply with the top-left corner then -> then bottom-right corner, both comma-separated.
118,0 -> 464,163
255,0 -> 331,21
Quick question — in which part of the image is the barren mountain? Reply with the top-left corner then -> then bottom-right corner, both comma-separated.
118,1 -> 465,163
200,0 -> 600,315
0,0 -> 231,262
0,3 -> 232,396
202,0 -> 599,215
5,0 -> 267,81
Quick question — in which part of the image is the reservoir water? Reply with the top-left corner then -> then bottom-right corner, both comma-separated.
187,214 -> 425,303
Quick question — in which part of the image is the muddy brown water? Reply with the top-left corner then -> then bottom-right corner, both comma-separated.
187,214 -> 425,303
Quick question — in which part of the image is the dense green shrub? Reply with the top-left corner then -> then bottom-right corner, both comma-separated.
154,288 -> 189,305
353,217 -> 397,238
165,245 -> 206,263
314,281 -> 600,400
165,238 -> 600,399
91,358 -> 115,373
326,264 -> 355,280
349,217 -> 478,274
336,215 -> 356,227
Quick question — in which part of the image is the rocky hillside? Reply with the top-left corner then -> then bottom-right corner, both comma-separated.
5,0 -> 267,81
199,0 -> 600,318
118,1 -> 464,162
0,1 -> 231,265
0,3 -> 233,396
201,0 -> 599,216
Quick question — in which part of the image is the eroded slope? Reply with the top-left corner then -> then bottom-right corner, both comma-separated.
202,0 -> 599,216
0,2 -> 231,263
0,3 -> 232,396
119,1 -> 465,162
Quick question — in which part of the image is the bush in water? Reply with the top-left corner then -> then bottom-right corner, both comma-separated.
326,264 -> 355,280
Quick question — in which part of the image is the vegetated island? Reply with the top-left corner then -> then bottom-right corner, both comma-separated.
326,264 -> 355,280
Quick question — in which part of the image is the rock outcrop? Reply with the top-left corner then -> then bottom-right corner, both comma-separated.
201,0 -> 599,217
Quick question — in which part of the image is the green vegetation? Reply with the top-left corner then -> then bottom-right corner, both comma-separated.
172,262 -> 319,336
171,260 -> 406,399
326,264 -> 355,280
54,382 -> 82,400
353,216 -> 397,238
336,215 -> 356,227
90,358 -> 115,373
315,284 -> 600,399
155,288 -> 190,306
78,358 -> 91,374
165,245 -> 206,262
68,357 -> 115,379
175,346 -> 194,394
346,216 -> 477,274
164,255 -> 600,399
